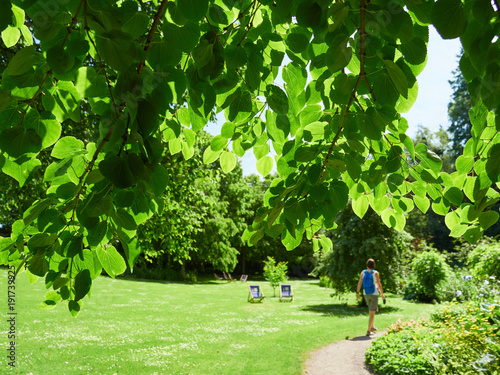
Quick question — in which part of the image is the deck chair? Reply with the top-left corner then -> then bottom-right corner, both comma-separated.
222,272 -> 233,282
228,273 -> 237,281
214,273 -> 223,280
248,285 -> 265,303
279,283 -> 294,302
240,274 -> 248,282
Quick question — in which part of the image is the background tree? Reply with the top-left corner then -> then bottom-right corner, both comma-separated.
314,203 -> 413,295
263,256 -> 289,297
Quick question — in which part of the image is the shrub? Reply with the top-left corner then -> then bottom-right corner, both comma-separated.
404,250 -> 450,302
468,241 -> 500,279
367,302 -> 500,374
263,257 -> 288,297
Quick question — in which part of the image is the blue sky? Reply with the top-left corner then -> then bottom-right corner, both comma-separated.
205,27 -> 462,176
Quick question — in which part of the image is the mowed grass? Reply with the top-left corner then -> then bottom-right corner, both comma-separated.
1,268 -> 439,375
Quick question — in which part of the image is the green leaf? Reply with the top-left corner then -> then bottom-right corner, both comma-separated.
463,226 -> 483,244
286,31 -> 310,53
2,25 -> 20,48
74,269 -> 92,301
122,237 -> 140,270
399,38 -> 427,65
384,60 -> 408,99
225,45 -> 247,69
431,0 -> 467,39
68,300 -> 81,317
96,245 -> 126,279
96,31 -> 134,71
203,146 -> 222,164
99,154 -> 142,189
345,154 -> 361,180
1,156 -> 41,187
46,45 -> 74,75
210,135 -> 228,151
228,89 -> 252,123
0,126 -> 42,157
256,156 -> 274,176
443,187 -> 463,206
381,209 -> 406,232
23,110 -> 62,150
352,195 -> 369,219
51,136 -> 85,159
136,99 -> 159,138
455,155 -> 474,175
177,0 -> 208,22
486,144 -> 500,182
163,21 -> 200,53
304,121 -> 327,141
413,195 -> 430,213
122,11 -> 149,39
325,34 -> 352,73
478,211 -> 499,231
112,208 -> 137,231
296,0 -> 323,28
28,255 -> 49,277
66,235 -> 83,258
266,85 -> 289,115
5,46 -> 44,76
220,151 -> 237,173
415,143 -> 442,177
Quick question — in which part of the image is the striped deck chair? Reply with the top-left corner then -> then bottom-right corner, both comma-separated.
248,285 -> 265,303
279,283 -> 294,302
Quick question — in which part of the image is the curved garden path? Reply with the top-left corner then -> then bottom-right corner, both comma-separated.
303,331 -> 384,375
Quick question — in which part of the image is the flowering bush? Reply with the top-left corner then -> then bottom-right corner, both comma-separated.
437,270 -> 480,302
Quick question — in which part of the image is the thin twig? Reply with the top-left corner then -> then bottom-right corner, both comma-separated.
137,0 -> 169,74
238,0 -> 260,46
62,0 -> 85,46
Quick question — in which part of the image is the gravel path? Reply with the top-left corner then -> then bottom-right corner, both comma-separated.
303,331 -> 384,375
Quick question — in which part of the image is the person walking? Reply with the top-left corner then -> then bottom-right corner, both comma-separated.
356,258 -> 385,336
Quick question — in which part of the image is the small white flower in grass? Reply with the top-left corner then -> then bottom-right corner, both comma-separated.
484,280 -> 490,285
456,290 -> 463,297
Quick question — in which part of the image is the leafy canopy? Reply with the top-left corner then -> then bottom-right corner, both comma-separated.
1,0 -> 500,315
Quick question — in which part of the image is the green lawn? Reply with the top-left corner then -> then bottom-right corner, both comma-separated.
1,268 -> 439,374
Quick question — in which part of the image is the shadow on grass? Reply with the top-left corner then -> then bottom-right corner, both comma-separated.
301,303 -> 401,317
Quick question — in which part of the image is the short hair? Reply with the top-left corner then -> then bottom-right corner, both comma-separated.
367,259 -> 375,269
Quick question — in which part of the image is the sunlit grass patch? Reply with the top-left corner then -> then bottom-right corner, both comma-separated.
0,269 -> 438,374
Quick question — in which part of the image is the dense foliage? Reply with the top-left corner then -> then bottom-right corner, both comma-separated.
2,0 -> 500,314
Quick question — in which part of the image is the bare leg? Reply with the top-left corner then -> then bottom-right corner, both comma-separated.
368,310 -> 376,333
